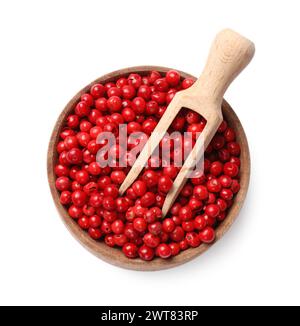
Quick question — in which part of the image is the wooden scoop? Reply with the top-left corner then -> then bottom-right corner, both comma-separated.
119,29 -> 255,216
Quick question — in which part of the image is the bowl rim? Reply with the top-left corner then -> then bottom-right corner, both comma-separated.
47,65 -> 250,271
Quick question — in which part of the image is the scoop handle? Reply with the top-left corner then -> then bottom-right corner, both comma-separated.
194,29 -> 255,105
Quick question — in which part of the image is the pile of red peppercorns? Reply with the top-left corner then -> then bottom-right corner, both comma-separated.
55,69 -> 241,261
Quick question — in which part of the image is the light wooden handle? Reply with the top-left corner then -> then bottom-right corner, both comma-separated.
194,29 -> 255,105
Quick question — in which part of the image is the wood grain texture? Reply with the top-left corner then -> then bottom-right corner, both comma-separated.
193,29 -> 255,105
47,66 -> 250,271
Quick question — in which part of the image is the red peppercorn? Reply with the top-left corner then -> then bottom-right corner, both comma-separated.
133,217 -> 147,233
90,83 -> 105,98
182,220 -> 195,232
179,239 -> 189,250
218,148 -> 231,162
103,184 -> 118,198
142,170 -> 159,188
166,70 -> 180,86
142,118 -> 157,135
134,205 -> 147,217
199,227 -> 215,243
122,85 -> 136,100
124,224 -> 138,240
158,175 -> 173,193
60,191 -> 71,205
71,190 -> 87,207
187,123 -> 205,139
116,77 -> 128,88
169,243 -> 180,256
103,210 -> 116,223
87,162 -> 101,176
188,197 -> 203,211
122,107 -> 136,122
156,243 -> 172,258
170,226 -> 185,242
212,135 -> 225,150
155,194 -> 165,208
207,178 -> 222,193
138,245 -> 154,261
149,70 -> 161,83
227,142 -> 241,156
57,141 -> 66,154
140,192 -> 156,207
88,227 -> 102,239
154,78 -> 169,92
128,73 -> 142,89
75,101 -> 90,117
82,204 -> 95,216
89,215 -> 102,228
78,216 -> 90,229
151,91 -> 166,104
105,82 -> 116,91
144,100 -> 158,115
107,96 -> 122,112
67,115 -> 79,129
194,215 -> 207,231
231,180 -> 240,193
111,219 -> 125,234
110,170 -> 126,184
60,129 -> 75,140
185,232 -> 201,247
99,220 -> 110,234
89,192 -> 103,208
182,78 -> 194,89
171,115 -> 185,131
105,235 -> 115,247
137,85 -> 151,100
132,180 -> 147,197
162,218 -> 176,233
205,204 -> 220,218
107,86 -> 122,98
210,161 -> 223,176
170,203 -> 181,216
163,165 -> 178,179
122,243 -> 138,258
81,93 -> 94,106
56,176 -> 71,191
75,170 -> 89,185
186,111 -> 200,124
193,185 -> 208,200
224,162 -> 239,177
132,97 -> 146,114
216,198 -> 227,212
141,210 -> 154,225
113,234 -> 128,247
224,127 -> 236,142
148,221 -> 162,236
219,175 -> 232,188
207,192 -> 216,204
143,233 -> 160,248
220,188 -> 233,200
71,181 -> 82,191
68,205 -> 82,219
230,156 -> 241,167
151,207 -> 162,219
179,206 -> 193,221
66,148 -> 82,164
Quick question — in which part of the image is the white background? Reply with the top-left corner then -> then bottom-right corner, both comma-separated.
0,0 -> 299,306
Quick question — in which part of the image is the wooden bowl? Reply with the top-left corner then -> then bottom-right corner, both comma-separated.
47,66 -> 250,271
